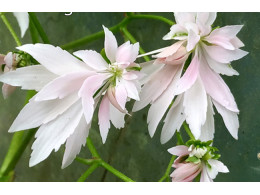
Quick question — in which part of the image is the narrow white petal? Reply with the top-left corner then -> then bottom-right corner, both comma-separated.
183,77 -> 207,139
73,50 -> 108,71
109,102 -> 125,129
174,12 -> 196,24
0,65 -> 58,91
199,96 -> 215,141
17,44 -> 92,75
213,100 -> 239,139
115,83 -> 128,110
103,25 -> 118,63
161,95 -> 185,144
9,93 -> 79,132
207,159 -> 229,179
13,12 -> 29,37
122,80 -> 140,101
98,94 -> 111,143
62,115 -> 90,168
200,163 -> 213,182
29,100 -> 83,167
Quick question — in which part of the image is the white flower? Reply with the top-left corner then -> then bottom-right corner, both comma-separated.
13,12 -> 29,38
0,26 -> 141,168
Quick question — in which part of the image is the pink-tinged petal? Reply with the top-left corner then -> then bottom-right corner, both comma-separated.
110,103 -> 125,129
161,95 -> 185,144
9,93 -> 79,132
167,145 -> 189,156
98,94 -> 111,143
107,87 -> 126,113
171,163 -> 201,182
147,66 -> 183,137
203,44 -> 248,64
213,100 -> 239,139
73,50 -> 108,71
116,41 -> 139,64
183,77 -> 207,139
122,80 -> 140,101
204,52 -> 239,76
175,52 -> 199,95
174,12 -> 196,24
208,25 -> 243,40
0,65 -> 58,91
163,24 -> 187,40
154,41 -> 185,58
62,115 -> 90,168
2,84 -> 16,99
29,100 -> 83,167
79,74 -> 107,124
17,44 -> 92,75
13,12 -> 29,37
200,163 -> 213,182
103,25 -> 118,63
4,52 -> 14,69
199,96 -> 215,141
35,71 -> 93,101
165,46 -> 188,64
230,37 -> 244,49
199,54 -> 239,112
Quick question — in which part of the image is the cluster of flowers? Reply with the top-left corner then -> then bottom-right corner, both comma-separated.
0,12 -> 247,181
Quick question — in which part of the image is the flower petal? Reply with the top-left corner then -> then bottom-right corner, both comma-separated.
116,41 -> 139,64
154,41 -> 184,58
200,163 -> 213,182
213,100 -> 239,139
122,79 -> 140,101
167,145 -> 189,156
163,24 -> 187,40
73,50 -> 108,71
174,12 -> 196,24
161,94 -> 185,144
199,96 -> 215,141
207,159 -> 229,180
13,12 -> 29,37
34,71 -> 93,101
110,102 -> 125,129
9,93 -> 79,132
17,44 -> 92,75
29,100 -> 83,167
62,115 -> 90,168
103,25 -> 118,63
199,54 -> 239,112
183,77 -> 207,139
186,25 -> 200,52
175,53 -> 199,95
79,74 -> 107,124
171,163 -> 201,182
0,65 -> 58,91
203,44 -> 248,64
98,94 -> 111,143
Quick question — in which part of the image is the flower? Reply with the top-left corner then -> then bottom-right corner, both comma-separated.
13,12 -> 29,38
134,12 -> 248,143
168,141 -> 229,182
0,52 -> 19,98
0,26 -> 141,168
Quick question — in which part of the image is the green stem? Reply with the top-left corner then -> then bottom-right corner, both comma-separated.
121,27 -> 150,62
29,19 -> 39,44
77,163 -> 100,182
61,13 -> 173,50
99,160 -> 134,182
28,12 -> 50,44
0,12 -> 22,46
158,155 -> 176,182
130,14 -> 174,26
183,121 -> 195,140
86,137 -> 100,158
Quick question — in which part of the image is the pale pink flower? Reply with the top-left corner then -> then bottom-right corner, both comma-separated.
0,52 -> 19,98
168,145 -> 229,182
134,12 -> 248,143
0,26 -> 141,168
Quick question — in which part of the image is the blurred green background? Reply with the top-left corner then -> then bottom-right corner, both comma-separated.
0,12 -> 259,182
